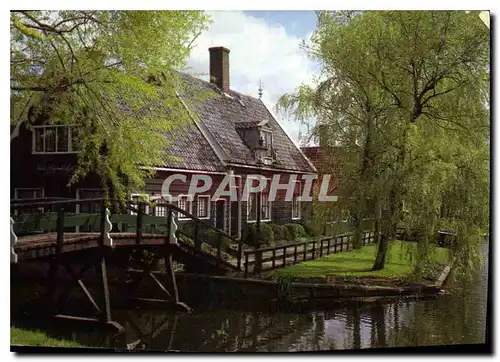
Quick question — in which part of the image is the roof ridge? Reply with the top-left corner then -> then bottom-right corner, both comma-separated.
177,70 -> 263,102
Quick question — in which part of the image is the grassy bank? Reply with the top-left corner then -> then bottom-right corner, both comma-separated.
11,328 -> 83,348
267,240 -> 450,283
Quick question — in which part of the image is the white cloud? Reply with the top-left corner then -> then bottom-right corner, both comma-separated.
187,11 -> 318,145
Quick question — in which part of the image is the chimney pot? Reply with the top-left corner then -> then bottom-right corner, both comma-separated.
209,46 -> 230,93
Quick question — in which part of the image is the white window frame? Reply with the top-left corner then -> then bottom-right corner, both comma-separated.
75,188 -> 105,213
247,192 -> 272,223
32,125 -> 78,154
14,188 -> 44,200
13,188 -> 45,215
247,192 -> 258,223
130,193 -> 150,215
292,181 -> 302,220
197,195 -> 211,220
177,194 -> 193,220
261,192 -> 272,222
150,195 -> 171,217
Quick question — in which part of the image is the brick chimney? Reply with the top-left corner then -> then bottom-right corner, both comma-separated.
209,46 -> 230,93
317,123 -> 329,148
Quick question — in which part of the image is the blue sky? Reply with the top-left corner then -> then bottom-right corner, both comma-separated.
187,11 -> 320,145
244,11 -> 318,37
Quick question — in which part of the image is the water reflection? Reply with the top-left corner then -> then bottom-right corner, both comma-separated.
15,245 -> 488,351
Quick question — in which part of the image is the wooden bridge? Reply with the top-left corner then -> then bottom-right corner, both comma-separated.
10,197 -> 375,332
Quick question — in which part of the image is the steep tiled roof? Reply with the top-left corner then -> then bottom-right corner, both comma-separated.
176,73 -> 316,173
159,120 -> 225,172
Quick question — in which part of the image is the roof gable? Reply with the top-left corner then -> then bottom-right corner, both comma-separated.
177,73 -> 316,173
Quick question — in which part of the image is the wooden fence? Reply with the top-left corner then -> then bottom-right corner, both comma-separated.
243,230 -> 376,275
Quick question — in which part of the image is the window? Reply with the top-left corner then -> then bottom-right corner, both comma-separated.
32,125 -> 79,154
261,130 -> 273,158
178,195 -> 193,220
151,195 -> 170,217
197,195 -> 210,219
247,192 -> 272,222
292,181 -> 301,220
261,192 -> 272,221
130,194 -> 150,215
247,193 -> 258,222
77,189 -> 104,214
14,188 -> 44,200
292,195 -> 301,220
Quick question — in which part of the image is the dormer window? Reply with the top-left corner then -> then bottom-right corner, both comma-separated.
261,130 -> 273,158
32,125 -> 79,154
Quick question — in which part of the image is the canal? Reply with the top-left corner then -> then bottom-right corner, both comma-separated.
13,243 -> 489,351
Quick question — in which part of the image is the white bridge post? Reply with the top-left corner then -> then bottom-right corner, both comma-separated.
103,208 -> 113,247
10,218 -> 18,264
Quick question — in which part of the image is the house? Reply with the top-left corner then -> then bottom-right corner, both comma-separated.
10,46 -> 317,239
301,134 -> 350,227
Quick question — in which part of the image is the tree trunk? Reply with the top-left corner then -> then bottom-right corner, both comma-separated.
372,232 -> 389,270
353,210 -> 363,249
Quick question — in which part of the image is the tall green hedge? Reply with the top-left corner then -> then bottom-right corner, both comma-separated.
284,223 -> 306,240
246,223 -> 275,247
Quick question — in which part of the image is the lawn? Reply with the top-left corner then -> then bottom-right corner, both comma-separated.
11,328 -> 83,348
268,240 -> 450,281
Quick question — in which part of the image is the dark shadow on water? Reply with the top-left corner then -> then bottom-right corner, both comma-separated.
11,243 -> 489,352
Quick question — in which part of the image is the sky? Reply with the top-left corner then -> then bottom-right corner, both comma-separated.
187,11 -> 320,145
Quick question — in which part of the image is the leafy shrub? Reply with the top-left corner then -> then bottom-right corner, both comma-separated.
179,234 -> 194,246
284,223 -> 306,240
202,229 -> 231,250
271,223 -> 287,241
246,223 -> 275,247
302,220 -> 323,237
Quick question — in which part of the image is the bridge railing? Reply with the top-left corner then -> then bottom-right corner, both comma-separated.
243,230 -> 375,275
10,197 -> 244,269
10,198 -> 114,263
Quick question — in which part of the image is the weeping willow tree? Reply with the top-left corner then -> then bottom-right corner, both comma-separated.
11,11 -> 210,200
278,11 -> 490,273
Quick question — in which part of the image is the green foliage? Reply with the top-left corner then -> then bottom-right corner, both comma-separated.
278,11 -> 490,272
284,223 -> 307,240
11,11 -> 211,202
246,223 -> 275,247
301,219 -> 323,237
202,229 -> 232,251
270,223 -> 287,241
11,328 -> 84,348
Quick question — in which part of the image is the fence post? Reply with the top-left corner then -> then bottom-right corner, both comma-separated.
272,249 -> 276,269
340,236 -> 343,252
244,253 -> 249,276
320,240 -> 324,257
303,242 -> 307,261
282,246 -> 287,266
294,245 -> 298,263
327,238 -> 331,255
312,240 -> 316,260
254,249 -> 263,274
